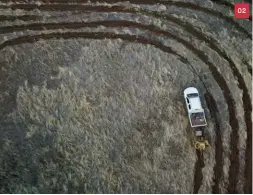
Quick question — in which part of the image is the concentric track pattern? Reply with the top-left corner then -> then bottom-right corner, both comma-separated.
0,0 -> 251,193
0,3 -> 252,76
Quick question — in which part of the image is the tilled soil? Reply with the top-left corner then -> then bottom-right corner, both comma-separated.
0,0 -> 251,194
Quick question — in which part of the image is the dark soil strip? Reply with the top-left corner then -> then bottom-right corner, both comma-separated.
245,63 -> 252,75
0,0 -> 251,20
0,2 -> 251,192
2,3 -> 253,76
210,0 -> 233,9
0,21 -> 241,114
193,150 -> 204,194
244,120 -> 252,193
0,23 -> 241,193
0,15 -> 42,22
0,32 -> 185,58
100,0 -> 253,27
221,48 -> 252,194
1,5 -> 250,191
0,20 -> 237,192
0,0 -> 238,13
228,131 -> 240,192
0,1 -> 251,39
1,3 -> 251,78
137,5 -> 252,191
0,32 -> 188,116
0,4 -> 124,10
0,30 -> 239,151
1,2 -> 250,187
204,92 -> 223,194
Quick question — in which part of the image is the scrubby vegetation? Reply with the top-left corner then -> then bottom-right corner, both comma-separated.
0,46 -> 195,193
0,0 -> 251,193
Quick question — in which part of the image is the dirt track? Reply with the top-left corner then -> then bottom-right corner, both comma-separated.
0,0 -> 252,193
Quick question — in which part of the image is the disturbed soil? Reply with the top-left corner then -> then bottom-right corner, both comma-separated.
0,0 -> 252,194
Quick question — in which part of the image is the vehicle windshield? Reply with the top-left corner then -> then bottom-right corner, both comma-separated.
187,93 -> 199,98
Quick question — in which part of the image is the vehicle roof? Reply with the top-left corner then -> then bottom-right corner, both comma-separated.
184,87 -> 199,97
189,97 -> 202,110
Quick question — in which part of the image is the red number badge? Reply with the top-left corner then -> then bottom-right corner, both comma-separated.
234,3 -> 250,18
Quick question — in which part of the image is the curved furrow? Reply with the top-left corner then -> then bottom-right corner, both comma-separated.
244,124 -> 252,193
0,32 -> 187,61
0,30 -> 239,129
186,55 -> 219,195
0,27 -> 217,192
245,63 -> 252,75
204,92 -> 223,194
0,1 -> 251,38
0,0 -> 248,186
0,32 -> 185,115
0,30 -> 240,190
0,32 -> 224,193
0,22 -> 240,113
0,15 -> 43,22
86,6 -> 252,191
193,150 -> 204,194
0,3 -> 252,75
1,8 -> 251,190
186,49 -> 224,194
1,2 -> 251,193
0,4 -> 251,80
0,0 -> 247,16
99,0 -> 253,27
0,20 -> 230,191
1,0 -> 252,10
210,0 -> 234,9
120,3 -> 252,192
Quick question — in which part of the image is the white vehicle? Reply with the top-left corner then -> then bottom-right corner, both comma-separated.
184,87 -> 207,127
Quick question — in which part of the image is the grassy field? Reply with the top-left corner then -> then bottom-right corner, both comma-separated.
0,0 -> 251,193
1,40 -> 198,193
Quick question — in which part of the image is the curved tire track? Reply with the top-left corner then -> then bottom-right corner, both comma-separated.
1,3 -> 251,78
0,26 -> 239,191
0,2 -> 251,193
1,8 -> 250,192
0,15 -> 42,22
193,150 -> 204,194
0,0 -> 252,23
205,92 -> 223,194
0,1 -> 251,39
1,2 -> 251,75
0,30 -> 218,193
0,20 -> 226,193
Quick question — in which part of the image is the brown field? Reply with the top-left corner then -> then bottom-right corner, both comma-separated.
0,0 -> 251,193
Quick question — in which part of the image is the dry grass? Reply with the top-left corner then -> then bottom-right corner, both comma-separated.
0,40 -> 198,193
0,0 -> 251,193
